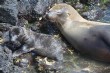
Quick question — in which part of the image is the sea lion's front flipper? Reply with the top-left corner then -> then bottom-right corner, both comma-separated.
13,45 -> 34,58
100,30 -> 110,47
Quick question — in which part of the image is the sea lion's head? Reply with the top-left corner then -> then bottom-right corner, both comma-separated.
9,26 -> 33,47
9,26 -> 24,42
7,26 -> 26,50
46,3 -> 71,23
46,3 -> 86,26
3,26 -> 24,51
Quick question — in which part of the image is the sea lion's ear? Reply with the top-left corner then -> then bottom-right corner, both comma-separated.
57,8 -> 67,15
62,8 -> 69,13
62,8 -> 70,16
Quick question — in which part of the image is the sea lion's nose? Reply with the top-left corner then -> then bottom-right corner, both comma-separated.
45,12 -> 49,19
42,13 -> 49,21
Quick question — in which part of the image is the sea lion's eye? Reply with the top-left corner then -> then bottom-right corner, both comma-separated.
57,12 -> 62,15
56,10 -> 63,15
67,13 -> 70,16
12,28 -> 20,35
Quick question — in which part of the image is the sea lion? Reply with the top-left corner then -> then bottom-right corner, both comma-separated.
5,26 -> 64,60
3,26 -> 64,69
46,3 -> 110,62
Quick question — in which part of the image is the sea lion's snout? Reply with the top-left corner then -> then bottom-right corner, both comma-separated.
45,12 -> 50,20
45,10 -> 61,22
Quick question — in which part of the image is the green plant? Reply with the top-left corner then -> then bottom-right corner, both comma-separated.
64,0 -> 79,3
101,0 -> 109,4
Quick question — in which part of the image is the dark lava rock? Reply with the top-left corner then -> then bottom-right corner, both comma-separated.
17,0 -> 63,23
0,46 -> 13,73
34,0 -> 63,15
0,0 -> 18,25
0,23 -> 12,32
18,0 -> 63,15
17,0 -> 37,15
0,8 -> 16,25
80,0 -> 89,5
0,44 -> 37,73
0,45 -> 32,73
0,0 -> 63,26
0,0 -> 5,5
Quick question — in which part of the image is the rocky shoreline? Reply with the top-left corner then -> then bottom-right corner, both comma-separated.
1,0 -> 110,73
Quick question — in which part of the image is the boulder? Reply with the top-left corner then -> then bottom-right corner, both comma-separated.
0,0 -> 18,25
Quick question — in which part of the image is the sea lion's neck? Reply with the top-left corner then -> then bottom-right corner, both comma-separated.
56,16 -> 86,30
68,8 -> 87,22
56,18 -> 73,32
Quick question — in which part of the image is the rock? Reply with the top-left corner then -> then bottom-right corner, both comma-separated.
14,66 -> 37,73
40,21 -> 60,35
17,0 -> 63,23
34,0 -> 63,15
79,0 -> 100,5
17,17 -> 28,26
17,0 -> 36,15
79,0 -> 89,5
0,23 -> 12,32
0,0 -> 5,5
75,2 -> 83,9
0,45 -> 37,73
18,0 -> 63,15
13,53 -> 34,67
99,7 -> 110,23
0,46 -> 13,73
0,46 -> 18,73
0,0 -> 18,25
82,5 -> 104,20
30,22 -> 42,32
